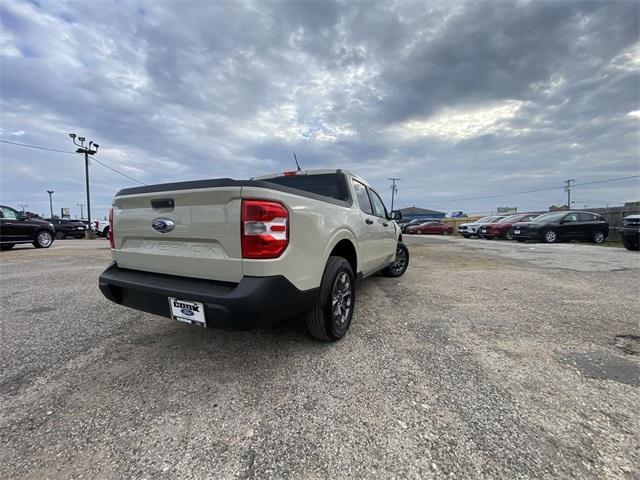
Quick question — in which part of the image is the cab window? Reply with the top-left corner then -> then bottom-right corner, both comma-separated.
577,213 -> 597,222
1,207 -> 17,220
564,213 -> 579,222
367,187 -> 387,218
353,180 -> 373,215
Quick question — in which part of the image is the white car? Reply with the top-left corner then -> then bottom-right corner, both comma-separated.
94,219 -> 110,238
98,169 -> 409,341
457,216 -> 506,238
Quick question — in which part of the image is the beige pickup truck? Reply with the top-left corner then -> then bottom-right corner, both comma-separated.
99,169 -> 409,341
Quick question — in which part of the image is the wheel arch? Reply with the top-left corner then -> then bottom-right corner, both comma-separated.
325,231 -> 359,275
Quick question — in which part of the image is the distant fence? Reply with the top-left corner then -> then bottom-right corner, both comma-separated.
441,208 -> 639,241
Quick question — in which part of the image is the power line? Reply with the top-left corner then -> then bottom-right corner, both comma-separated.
1,138 -> 147,185
410,174 -> 640,204
0,139 -> 75,154
92,157 -> 147,185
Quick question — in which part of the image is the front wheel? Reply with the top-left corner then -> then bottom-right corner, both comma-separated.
462,234 -> 471,238
543,229 -> 559,243
382,242 -> 409,278
622,236 -> 639,251
33,230 -> 54,248
306,256 -> 356,342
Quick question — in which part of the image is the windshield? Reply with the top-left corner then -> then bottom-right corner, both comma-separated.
532,212 -> 566,222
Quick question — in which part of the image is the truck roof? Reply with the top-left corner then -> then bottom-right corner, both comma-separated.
252,169 -> 352,180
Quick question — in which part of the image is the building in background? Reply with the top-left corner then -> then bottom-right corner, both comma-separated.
398,206 -> 447,220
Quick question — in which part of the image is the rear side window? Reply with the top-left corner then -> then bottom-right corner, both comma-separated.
577,213 -> 598,221
265,173 -> 349,201
353,180 -> 373,215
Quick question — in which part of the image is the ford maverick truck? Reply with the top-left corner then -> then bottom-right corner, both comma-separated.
99,170 -> 409,341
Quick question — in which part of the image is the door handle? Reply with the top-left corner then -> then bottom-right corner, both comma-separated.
365,219 -> 374,225
383,222 -> 389,227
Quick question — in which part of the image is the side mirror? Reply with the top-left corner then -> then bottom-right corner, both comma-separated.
389,210 -> 402,220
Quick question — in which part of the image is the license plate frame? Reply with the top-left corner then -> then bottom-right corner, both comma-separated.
168,297 -> 206,327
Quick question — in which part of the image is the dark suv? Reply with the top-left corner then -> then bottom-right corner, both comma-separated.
50,218 -> 87,239
510,211 -> 609,244
620,215 -> 639,251
0,205 -> 56,250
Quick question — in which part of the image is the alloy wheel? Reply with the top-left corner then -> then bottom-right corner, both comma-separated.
390,244 -> 408,275
331,272 -> 352,326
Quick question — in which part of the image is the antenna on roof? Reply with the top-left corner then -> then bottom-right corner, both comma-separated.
293,153 -> 302,172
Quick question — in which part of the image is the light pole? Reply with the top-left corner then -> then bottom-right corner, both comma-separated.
46,190 -> 54,219
69,133 -> 99,239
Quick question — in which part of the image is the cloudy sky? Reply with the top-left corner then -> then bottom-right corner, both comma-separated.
1,0 -> 638,219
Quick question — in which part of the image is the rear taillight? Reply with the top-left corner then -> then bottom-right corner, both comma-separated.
108,207 -> 115,249
241,200 -> 289,259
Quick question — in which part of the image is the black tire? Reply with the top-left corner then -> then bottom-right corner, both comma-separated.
382,242 -> 409,278
307,256 -> 356,342
592,230 -> 606,244
102,226 -> 110,238
462,234 -> 471,238
0,244 -> 15,251
622,237 -> 639,251
33,230 -> 54,248
55,231 -> 66,240
516,239 -> 526,243
542,229 -> 559,243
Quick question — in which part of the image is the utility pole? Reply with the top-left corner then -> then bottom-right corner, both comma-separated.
69,134 -> 99,239
76,203 -> 86,220
46,190 -> 54,219
564,179 -> 575,209
388,178 -> 401,211
18,204 -> 29,214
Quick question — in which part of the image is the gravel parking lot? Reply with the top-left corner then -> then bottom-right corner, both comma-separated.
1,238 -> 638,479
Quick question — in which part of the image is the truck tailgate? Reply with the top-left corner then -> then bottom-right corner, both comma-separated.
112,187 -> 242,283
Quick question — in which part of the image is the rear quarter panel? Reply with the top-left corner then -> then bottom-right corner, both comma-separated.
240,186 -> 362,291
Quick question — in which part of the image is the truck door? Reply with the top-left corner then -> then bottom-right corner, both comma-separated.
352,180 -> 387,274
366,187 -> 397,264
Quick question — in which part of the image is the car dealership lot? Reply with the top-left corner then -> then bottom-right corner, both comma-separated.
1,239 -> 638,479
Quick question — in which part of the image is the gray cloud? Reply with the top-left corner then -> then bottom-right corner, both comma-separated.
1,0 -> 638,219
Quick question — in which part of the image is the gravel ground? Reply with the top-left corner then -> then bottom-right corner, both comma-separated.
1,238 -> 638,479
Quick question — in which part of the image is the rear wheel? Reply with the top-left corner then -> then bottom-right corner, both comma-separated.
307,256 -> 355,342
0,244 -> 15,251
592,230 -> 606,244
543,229 -> 559,243
382,242 -> 409,278
33,230 -> 54,248
462,234 -> 471,238
516,239 -> 526,243
55,231 -> 65,240
102,226 -> 110,238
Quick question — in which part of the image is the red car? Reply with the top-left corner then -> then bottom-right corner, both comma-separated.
406,220 -> 453,235
477,213 -> 541,239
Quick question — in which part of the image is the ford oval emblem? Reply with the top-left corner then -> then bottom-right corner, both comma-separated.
180,308 -> 195,316
152,218 -> 175,233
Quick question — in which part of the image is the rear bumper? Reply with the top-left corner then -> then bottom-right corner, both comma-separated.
98,262 -> 318,330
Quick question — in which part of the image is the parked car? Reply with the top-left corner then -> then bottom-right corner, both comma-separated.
478,213 -> 541,239
400,218 -> 430,233
457,216 -> 506,238
406,220 -> 453,235
94,219 -> 110,238
0,205 -> 56,250
509,211 -> 609,244
619,214 -> 639,251
50,218 -> 87,239
99,169 -> 409,342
